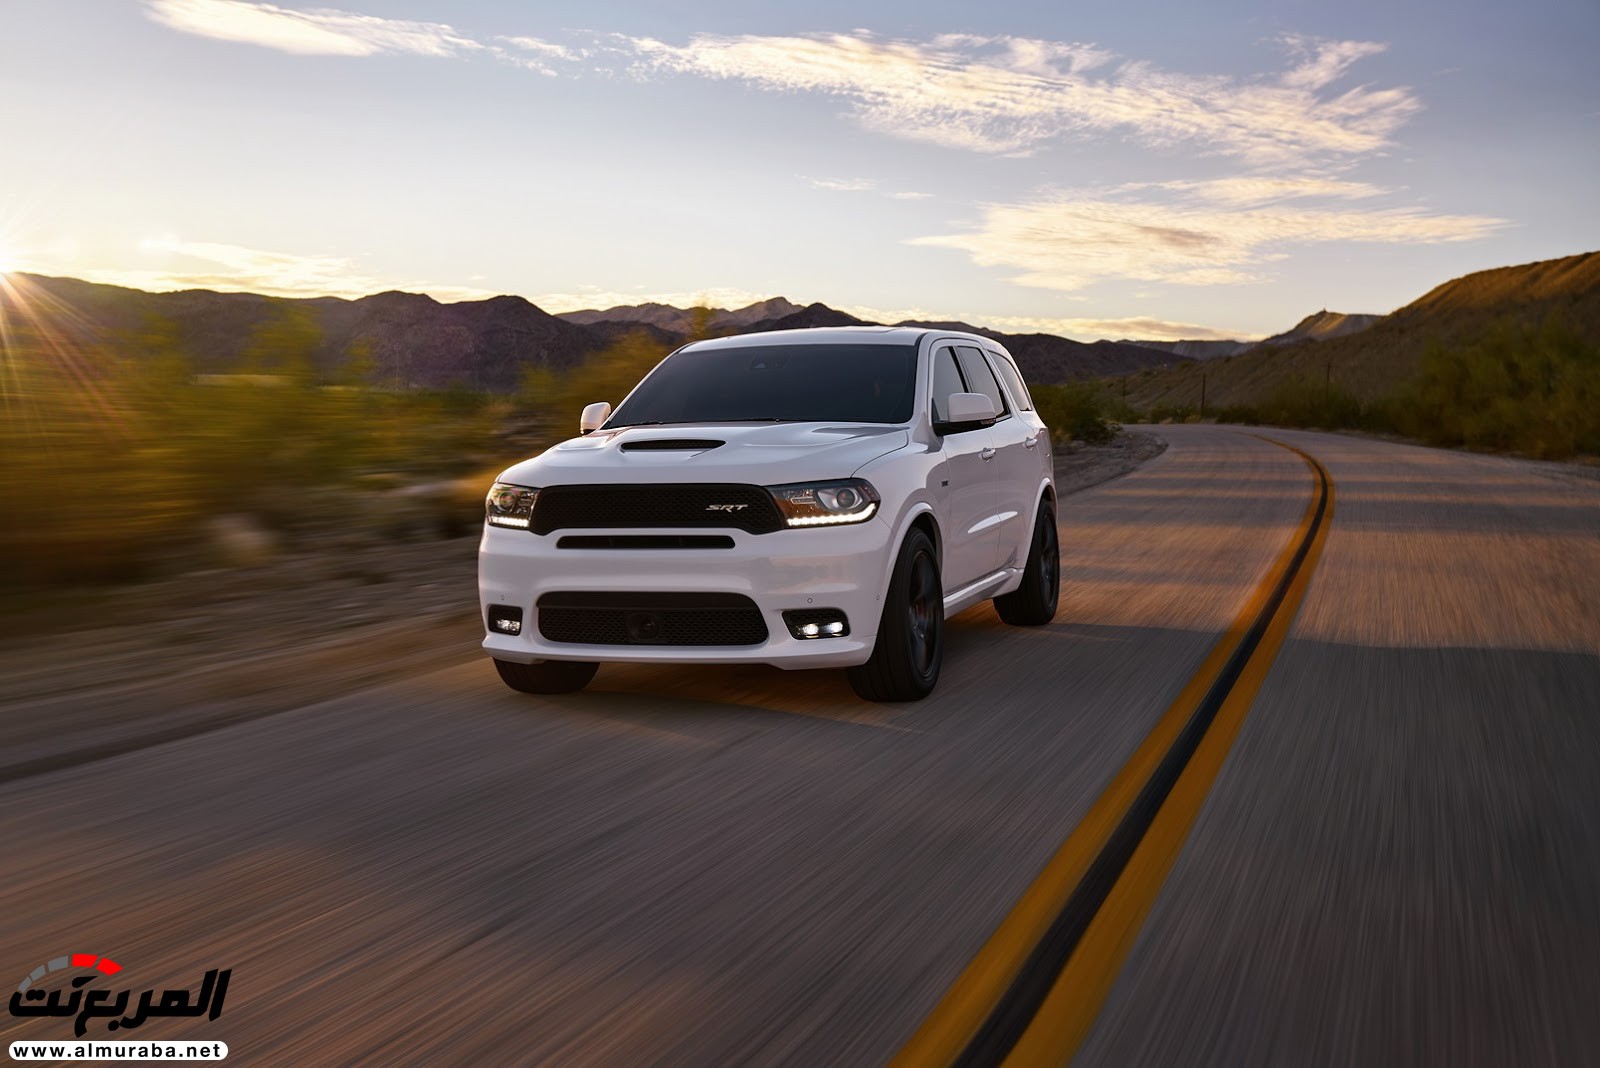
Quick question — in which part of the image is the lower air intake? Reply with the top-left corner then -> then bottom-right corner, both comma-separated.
537,592 -> 769,646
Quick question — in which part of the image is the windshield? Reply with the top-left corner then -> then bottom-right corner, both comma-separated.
606,342 -> 918,427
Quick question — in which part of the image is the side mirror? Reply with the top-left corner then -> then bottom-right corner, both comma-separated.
934,392 -> 999,435
579,401 -> 612,435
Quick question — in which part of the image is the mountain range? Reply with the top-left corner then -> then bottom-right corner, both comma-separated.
6,274 -> 1210,390
11,267 -> 1472,397
1121,310 -> 1382,361
1121,251 -> 1600,410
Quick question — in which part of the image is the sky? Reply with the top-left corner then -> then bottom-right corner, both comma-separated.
2,0 -> 1596,341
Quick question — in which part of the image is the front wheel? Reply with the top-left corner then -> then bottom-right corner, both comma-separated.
848,528 -> 943,702
994,501 -> 1059,626
493,658 -> 599,694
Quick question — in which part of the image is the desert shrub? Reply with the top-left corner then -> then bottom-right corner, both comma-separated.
0,311 -> 503,588
1209,404 -> 1261,425
510,331 -> 671,448
1032,382 -> 1121,444
1392,315 -> 1600,458
1146,403 -> 1197,424
1254,375 -> 1365,430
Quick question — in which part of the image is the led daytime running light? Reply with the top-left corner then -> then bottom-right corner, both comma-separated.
784,504 -> 879,527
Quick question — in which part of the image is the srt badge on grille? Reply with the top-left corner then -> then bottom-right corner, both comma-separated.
706,504 -> 749,512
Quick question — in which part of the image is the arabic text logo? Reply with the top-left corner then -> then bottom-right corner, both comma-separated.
10,955 -> 230,1038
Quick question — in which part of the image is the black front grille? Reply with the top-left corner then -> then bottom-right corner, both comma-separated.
531,484 -> 784,535
537,592 -> 769,647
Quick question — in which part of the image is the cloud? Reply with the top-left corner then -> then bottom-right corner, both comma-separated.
1118,176 -> 1386,205
630,31 -> 1420,164
141,15 -> 1420,170
97,237 -> 496,301
493,34 -> 584,75
1278,33 -> 1386,90
911,179 -> 1506,291
802,176 -> 879,192
843,303 -> 1251,343
143,0 -> 479,57
986,314 -> 1253,343
498,35 -> 579,61
799,177 -> 933,200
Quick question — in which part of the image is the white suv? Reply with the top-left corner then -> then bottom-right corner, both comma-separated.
478,327 -> 1058,701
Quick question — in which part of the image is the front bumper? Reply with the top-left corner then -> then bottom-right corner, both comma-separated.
478,517 -> 896,669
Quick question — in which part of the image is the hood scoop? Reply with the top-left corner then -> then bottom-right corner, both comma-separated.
619,438 -> 725,452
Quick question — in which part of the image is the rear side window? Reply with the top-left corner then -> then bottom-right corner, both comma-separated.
954,346 -> 1009,418
930,346 -> 967,424
987,351 -> 1034,411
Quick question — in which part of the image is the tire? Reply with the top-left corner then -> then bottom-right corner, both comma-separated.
493,658 -> 599,694
995,500 -> 1059,626
848,528 -> 943,702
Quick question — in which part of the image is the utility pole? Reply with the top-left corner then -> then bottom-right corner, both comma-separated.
1199,372 -> 1206,419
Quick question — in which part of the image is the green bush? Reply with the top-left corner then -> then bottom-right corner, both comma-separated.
1209,404 -> 1261,425
1254,375 -> 1365,430
1146,403 -> 1197,424
1392,315 -> 1600,458
1032,382 -> 1121,445
0,311 -> 504,588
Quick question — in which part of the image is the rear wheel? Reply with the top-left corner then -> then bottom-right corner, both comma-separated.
493,658 -> 599,694
848,528 -> 943,702
995,501 -> 1059,626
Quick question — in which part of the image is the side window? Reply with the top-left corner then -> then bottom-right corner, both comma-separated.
930,346 -> 967,424
954,345 -> 1009,419
988,352 -> 1034,411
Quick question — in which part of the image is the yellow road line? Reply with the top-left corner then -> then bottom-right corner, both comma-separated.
893,436 -> 1333,1068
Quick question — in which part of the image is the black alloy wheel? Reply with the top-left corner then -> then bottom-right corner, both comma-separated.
995,501 -> 1060,626
848,528 -> 944,702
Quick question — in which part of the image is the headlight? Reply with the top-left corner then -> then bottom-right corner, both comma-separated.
485,482 -> 538,528
767,479 -> 880,527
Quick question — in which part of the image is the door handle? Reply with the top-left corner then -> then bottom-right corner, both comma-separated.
980,447 -> 996,461
1023,437 -> 1039,449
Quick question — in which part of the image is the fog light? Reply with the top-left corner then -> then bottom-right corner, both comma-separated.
783,608 -> 849,640
487,605 -> 523,635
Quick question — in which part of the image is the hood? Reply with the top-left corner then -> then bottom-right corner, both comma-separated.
497,422 -> 910,487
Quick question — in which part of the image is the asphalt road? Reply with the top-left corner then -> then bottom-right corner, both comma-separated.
3,426 -> 1597,1066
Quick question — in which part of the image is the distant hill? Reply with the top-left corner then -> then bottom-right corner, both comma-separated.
1255,309 -> 1381,347
558,297 -> 805,333
3,275 -> 1194,391
5,274 -> 605,391
1122,338 -> 1251,360
892,319 -> 1189,381
1122,251 -> 1600,410
748,302 -> 873,332
557,302 -> 1195,382
1121,310 -> 1378,362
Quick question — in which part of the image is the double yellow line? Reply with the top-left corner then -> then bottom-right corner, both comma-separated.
894,436 -> 1334,1067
